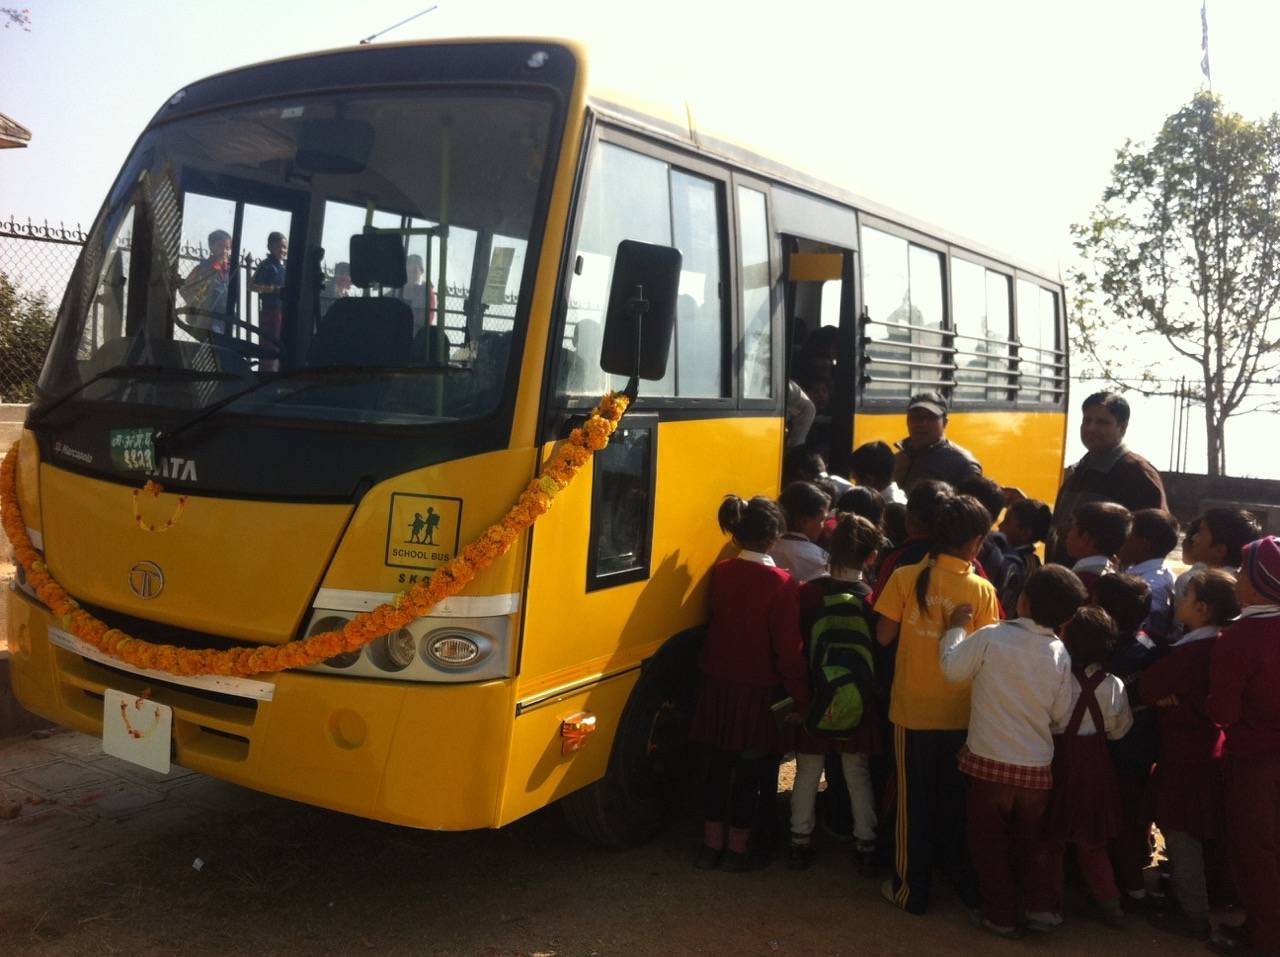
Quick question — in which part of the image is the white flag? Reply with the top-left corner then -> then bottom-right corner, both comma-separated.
1201,1 -> 1211,81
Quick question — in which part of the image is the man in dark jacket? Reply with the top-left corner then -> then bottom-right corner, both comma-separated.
1047,391 -> 1167,564
892,391 -> 983,491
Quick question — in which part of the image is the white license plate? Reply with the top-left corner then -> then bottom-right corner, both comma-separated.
102,689 -> 173,774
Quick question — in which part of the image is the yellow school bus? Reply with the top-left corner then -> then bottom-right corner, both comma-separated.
6,38 -> 1067,842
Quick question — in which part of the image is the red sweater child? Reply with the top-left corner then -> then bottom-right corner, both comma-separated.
691,553 -> 811,753
1207,537 -> 1280,953
1143,628 -> 1223,838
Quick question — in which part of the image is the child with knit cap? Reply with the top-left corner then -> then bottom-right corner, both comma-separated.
1208,536 -> 1280,956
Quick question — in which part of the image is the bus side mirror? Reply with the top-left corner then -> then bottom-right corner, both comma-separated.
599,240 -> 681,384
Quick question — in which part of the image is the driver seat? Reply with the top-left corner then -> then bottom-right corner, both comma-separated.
308,233 -> 413,368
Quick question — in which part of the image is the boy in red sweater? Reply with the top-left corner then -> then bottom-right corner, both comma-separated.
1208,536 -> 1280,957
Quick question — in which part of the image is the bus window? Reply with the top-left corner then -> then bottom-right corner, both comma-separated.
560,142 -> 726,401
587,417 -> 656,588
819,280 -> 842,328
175,192 -> 237,340
908,245 -> 945,384
1016,279 -> 1064,404
859,225 -> 946,401
952,258 -> 1014,403
671,171 -> 724,398
239,203 -> 293,370
860,227 -> 911,399
86,205 -> 134,353
737,186 -> 773,399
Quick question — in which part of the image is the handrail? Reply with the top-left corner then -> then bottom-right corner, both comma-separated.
861,355 -> 954,373
861,336 -> 955,356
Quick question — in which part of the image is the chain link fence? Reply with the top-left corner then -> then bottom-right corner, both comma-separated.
0,217 -> 86,402
0,215 -> 527,402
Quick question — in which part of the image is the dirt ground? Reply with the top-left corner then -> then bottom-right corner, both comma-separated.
0,724 -> 1217,957
0,506 -> 1217,957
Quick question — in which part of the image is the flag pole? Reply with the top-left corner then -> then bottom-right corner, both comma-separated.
1201,1 -> 1212,91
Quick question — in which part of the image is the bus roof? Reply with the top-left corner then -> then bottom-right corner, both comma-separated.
168,35 -> 1062,287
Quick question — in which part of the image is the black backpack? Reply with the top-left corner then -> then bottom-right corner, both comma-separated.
804,583 -> 878,738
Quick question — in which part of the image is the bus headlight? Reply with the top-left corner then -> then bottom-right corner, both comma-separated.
374,628 -> 418,672
308,615 -> 361,668
424,629 -> 490,669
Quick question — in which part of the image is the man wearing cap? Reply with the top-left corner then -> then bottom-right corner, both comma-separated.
892,391 -> 983,491
1046,392 -> 1167,565
1208,535 -> 1280,957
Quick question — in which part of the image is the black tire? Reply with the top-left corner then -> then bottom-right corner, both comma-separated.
560,628 -> 703,848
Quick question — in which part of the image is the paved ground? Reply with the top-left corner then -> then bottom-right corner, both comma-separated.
0,727 -> 1219,957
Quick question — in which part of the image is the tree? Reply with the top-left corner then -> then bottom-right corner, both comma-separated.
1072,92 -> 1280,476
0,270 -> 54,402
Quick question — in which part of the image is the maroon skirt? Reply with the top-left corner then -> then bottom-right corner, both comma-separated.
689,674 -> 781,754
1046,732 -> 1123,844
1154,758 -> 1224,839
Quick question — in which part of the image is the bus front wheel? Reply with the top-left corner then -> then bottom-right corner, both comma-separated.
560,628 -> 702,848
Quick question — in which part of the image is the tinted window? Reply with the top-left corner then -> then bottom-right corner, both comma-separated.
1017,279 -> 1063,404
952,259 -> 1013,403
560,143 -> 725,400
860,226 -> 945,400
737,186 -> 773,399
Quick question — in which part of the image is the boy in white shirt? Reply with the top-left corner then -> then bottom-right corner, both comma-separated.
939,565 -> 1091,938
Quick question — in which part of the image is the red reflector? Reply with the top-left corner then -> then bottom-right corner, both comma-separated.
560,711 -> 597,754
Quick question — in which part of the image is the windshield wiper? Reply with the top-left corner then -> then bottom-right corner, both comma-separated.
28,364 -> 240,429
154,363 -> 467,451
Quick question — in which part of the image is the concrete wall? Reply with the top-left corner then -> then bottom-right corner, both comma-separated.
0,403 -> 25,453
1162,470 -> 1280,533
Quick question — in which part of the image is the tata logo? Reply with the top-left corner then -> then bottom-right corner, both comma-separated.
128,561 -> 165,599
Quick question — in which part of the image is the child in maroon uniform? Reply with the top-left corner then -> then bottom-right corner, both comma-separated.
1144,568 -> 1239,940
691,495 -> 811,872
1208,536 -> 1280,956
1034,607 -> 1133,929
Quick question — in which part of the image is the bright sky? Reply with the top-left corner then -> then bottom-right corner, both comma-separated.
2,0 -> 1279,475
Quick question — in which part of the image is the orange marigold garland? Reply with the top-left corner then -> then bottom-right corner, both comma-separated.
131,480 -> 188,532
0,391 -> 631,678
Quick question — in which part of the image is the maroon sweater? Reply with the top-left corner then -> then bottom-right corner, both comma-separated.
1142,631 -> 1223,765
1208,608 -> 1280,760
700,558 -> 811,711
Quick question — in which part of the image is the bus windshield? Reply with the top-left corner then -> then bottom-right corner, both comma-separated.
37,88 -> 555,427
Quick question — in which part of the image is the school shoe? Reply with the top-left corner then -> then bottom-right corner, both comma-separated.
1096,899 -> 1127,929
787,841 -> 813,870
1207,925 -> 1280,957
694,845 -> 721,870
880,879 -> 898,907
854,840 -> 877,877
980,919 -> 1026,940
1025,912 -> 1064,933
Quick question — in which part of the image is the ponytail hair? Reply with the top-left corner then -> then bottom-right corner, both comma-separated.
828,513 -> 883,570
914,493 -> 993,614
1008,498 -> 1052,543
718,494 -> 785,550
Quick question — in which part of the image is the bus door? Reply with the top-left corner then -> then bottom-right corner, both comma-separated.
784,239 -> 856,475
773,187 -> 859,477
174,173 -> 308,370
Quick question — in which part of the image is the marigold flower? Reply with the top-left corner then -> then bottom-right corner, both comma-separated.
0,390 -> 630,677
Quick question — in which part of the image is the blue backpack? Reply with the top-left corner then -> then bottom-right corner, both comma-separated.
805,584 -> 878,738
